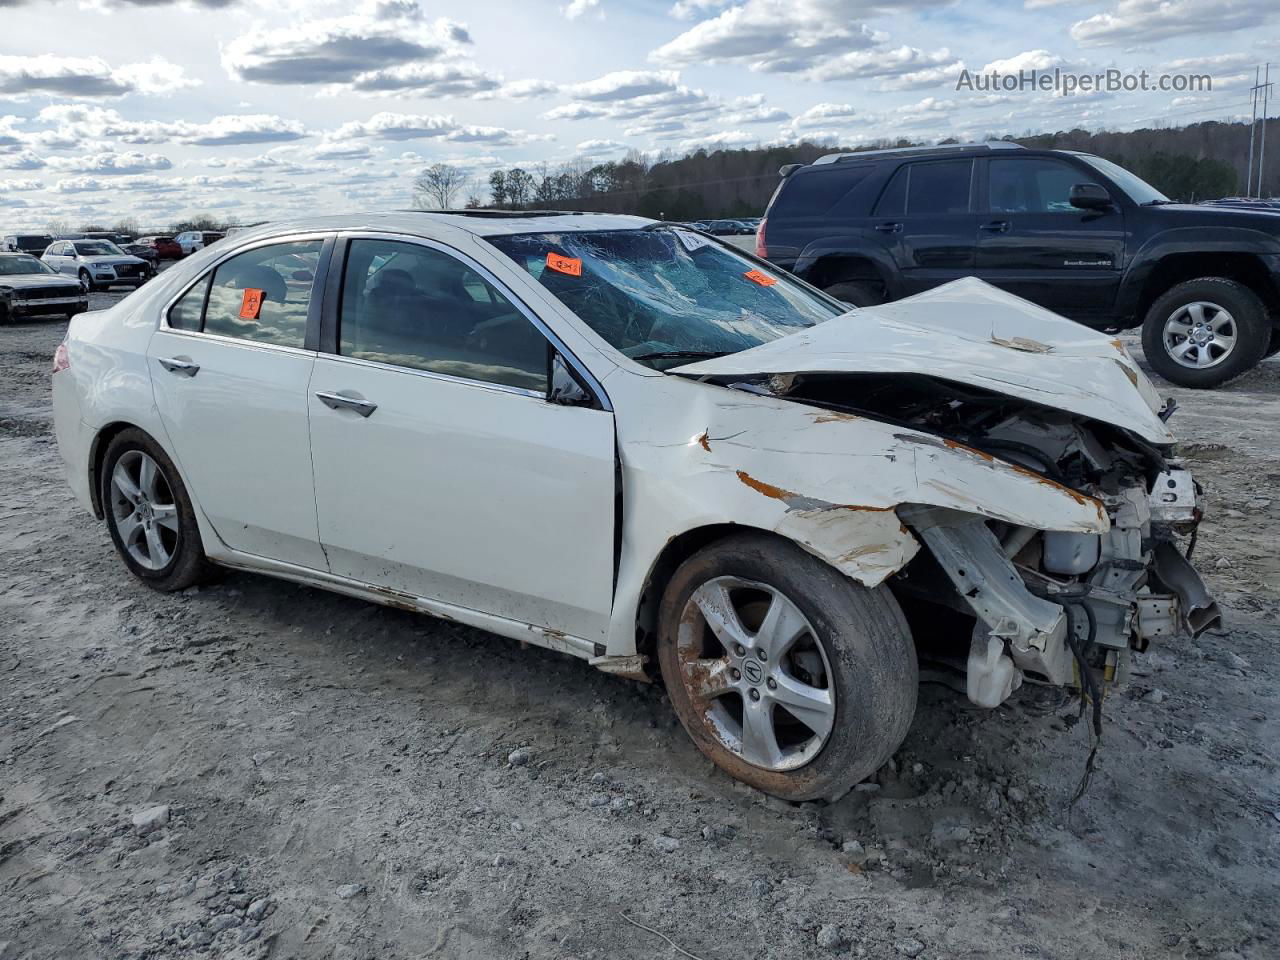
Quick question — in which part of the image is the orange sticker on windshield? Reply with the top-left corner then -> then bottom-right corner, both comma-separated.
744,269 -> 777,287
239,287 -> 265,319
546,253 -> 582,276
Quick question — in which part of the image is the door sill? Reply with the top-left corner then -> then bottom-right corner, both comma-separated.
211,550 -> 600,662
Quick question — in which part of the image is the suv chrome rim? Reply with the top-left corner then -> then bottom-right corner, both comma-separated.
676,576 -> 835,772
109,450 -> 179,570
1163,301 -> 1237,369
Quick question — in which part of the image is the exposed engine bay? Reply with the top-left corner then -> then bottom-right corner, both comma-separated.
722,370 -> 1223,709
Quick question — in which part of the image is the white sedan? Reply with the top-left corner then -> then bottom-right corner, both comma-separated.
52,212 -> 1219,800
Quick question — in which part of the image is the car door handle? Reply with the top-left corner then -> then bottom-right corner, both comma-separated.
157,357 -> 200,377
981,220 -> 1011,233
315,391 -> 378,417
874,222 -> 903,233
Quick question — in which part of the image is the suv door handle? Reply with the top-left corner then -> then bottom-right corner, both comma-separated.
157,357 -> 200,377
874,222 -> 903,233
981,220 -> 1011,233
315,391 -> 378,418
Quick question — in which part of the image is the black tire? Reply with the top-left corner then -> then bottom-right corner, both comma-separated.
78,269 -> 98,294
1265,329 -> 1280,359
824,280 -> 885,308
1141,278 -> 1271,388
657,533 -> 918,802
100,428 -> 218,592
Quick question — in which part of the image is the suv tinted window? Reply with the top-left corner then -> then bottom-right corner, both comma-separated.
873,166 -> 908,216
777,164 -> 875,216
169,240 -> 321,347
989,157 -> 1083,213
905,160 -> 972,214
338,239 -> 548,393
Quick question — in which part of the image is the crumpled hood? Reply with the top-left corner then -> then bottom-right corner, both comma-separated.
674,277 -> 1173,445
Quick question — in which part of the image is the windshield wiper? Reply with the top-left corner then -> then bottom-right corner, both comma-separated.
632,350 -> 732,362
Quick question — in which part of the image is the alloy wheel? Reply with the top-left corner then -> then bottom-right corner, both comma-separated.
675,576 -> 835,771
109,450 -> 180,570
1163,301 -> 1237,369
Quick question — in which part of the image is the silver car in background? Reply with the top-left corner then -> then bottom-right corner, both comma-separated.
42,239 -> 150,291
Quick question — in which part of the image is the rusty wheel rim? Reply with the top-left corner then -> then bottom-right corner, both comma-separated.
676,576 -> 835,772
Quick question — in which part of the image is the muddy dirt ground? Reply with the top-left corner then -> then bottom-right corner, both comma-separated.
2,284 -> 1277,960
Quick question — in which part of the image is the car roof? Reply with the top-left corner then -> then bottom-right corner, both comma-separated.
221,210 -> 654,243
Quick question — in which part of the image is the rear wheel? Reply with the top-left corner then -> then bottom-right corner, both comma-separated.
1141,278 -> 1271,388
100,429 -> 217,591
823,280 -> 885,308
657,533 -> 917,801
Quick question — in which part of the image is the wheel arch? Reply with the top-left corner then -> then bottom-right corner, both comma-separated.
1134,252 -> 1280,326
801,253 -> 890,295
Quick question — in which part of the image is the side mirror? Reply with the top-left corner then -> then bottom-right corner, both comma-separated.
1070,183 -> 1112,211
549,352 -> 591,407
292,269 -> 314,282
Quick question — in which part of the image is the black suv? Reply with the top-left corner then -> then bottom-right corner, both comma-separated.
758,142 -> 1280,388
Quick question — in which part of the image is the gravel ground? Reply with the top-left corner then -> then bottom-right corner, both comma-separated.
1,283 -> 1278,960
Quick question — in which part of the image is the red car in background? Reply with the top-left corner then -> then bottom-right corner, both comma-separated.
136,236 -> 184,260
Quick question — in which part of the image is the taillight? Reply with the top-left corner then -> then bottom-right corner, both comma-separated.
754,217 -> 767,259
52,341 -> 70,374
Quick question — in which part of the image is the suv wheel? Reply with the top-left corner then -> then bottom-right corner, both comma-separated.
824,280 -> 885,308
1141,278 -> 1271,388
78,269 -> 97,293
657,533 -> 917,801
101,428 -> 218,591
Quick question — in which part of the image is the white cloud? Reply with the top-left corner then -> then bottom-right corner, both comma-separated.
1071,0 -> 1271,47
810,45 -> 960,85
47,151 -> 174,175
575,138 -> 628,155
0,178 -> 44,191
0,54 -> 199,98
330,111 -> 534,146
677,129 -> 759,152
561,0 -> 600,19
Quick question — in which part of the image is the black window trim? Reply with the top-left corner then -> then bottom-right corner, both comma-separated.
318,230 -> 612,411
159,232 -> 334,355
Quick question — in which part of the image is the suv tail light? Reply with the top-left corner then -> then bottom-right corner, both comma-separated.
52,341 -> 70,374
754,217 -> 767,259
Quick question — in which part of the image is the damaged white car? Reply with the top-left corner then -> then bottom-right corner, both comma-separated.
52,212 -> 1219,801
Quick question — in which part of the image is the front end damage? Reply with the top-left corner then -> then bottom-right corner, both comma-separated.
664,279 -> 1222,709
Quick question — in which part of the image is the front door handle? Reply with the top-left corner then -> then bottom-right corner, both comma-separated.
157,356 -> 200,377
874,221 -> 903,233
315,391 -> 378,418
981,220 -> 1011,233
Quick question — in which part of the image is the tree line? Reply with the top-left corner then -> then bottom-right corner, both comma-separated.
412,118 -> 1277,219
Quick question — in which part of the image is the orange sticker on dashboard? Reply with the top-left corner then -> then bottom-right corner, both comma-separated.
744,269 -> 777,287
239,287 -> 265,320
546,253 -> 582,276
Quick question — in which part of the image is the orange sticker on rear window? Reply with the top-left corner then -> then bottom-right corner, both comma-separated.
744,269 -> 777,287
239,287 -> 265,320
546,253 -> 582,276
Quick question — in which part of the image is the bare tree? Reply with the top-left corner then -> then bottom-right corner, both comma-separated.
112,216 -> 140,238
413,163 -> 469,210
46,219 -> 69,237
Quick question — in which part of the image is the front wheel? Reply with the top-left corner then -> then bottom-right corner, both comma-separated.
100,429 -> 217,591
657,533 -> 918,802
1141,278 -> 1271,388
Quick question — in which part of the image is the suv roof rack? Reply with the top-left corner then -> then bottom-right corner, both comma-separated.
399,209 -> 604,218
810,141 -> 1024,166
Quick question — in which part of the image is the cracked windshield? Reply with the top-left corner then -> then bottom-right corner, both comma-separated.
488,228 -> 843,369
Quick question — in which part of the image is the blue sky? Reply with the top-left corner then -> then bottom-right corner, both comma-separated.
0,0 -> 1276,228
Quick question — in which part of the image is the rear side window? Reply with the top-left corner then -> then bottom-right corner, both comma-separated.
775,164 -> 875,217
165,240 -> 321,348
874,160 -> 973,216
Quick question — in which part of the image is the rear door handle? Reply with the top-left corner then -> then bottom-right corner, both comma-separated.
874,222 -> 903,233
981,220 -> 1011,233
315,391 -> 378,418
157,357 -> 200,377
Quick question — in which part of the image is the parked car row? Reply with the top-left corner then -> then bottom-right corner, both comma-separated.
0,251 -> 88,323
3,231 -> 225,262
756,141 -> 1280,388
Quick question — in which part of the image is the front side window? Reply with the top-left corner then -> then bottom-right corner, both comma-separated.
988,158 -> 1086,213
486,228 -> 842,369
338,238 -> 549,392
165,239 -> 321,347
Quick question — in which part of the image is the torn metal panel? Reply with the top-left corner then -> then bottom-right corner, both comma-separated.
672,277 -> 1173,445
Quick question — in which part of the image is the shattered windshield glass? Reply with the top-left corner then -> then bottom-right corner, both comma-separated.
486,228 -> 843,369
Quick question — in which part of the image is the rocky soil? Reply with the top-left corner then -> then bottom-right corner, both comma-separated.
1,291 -> 1277,960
